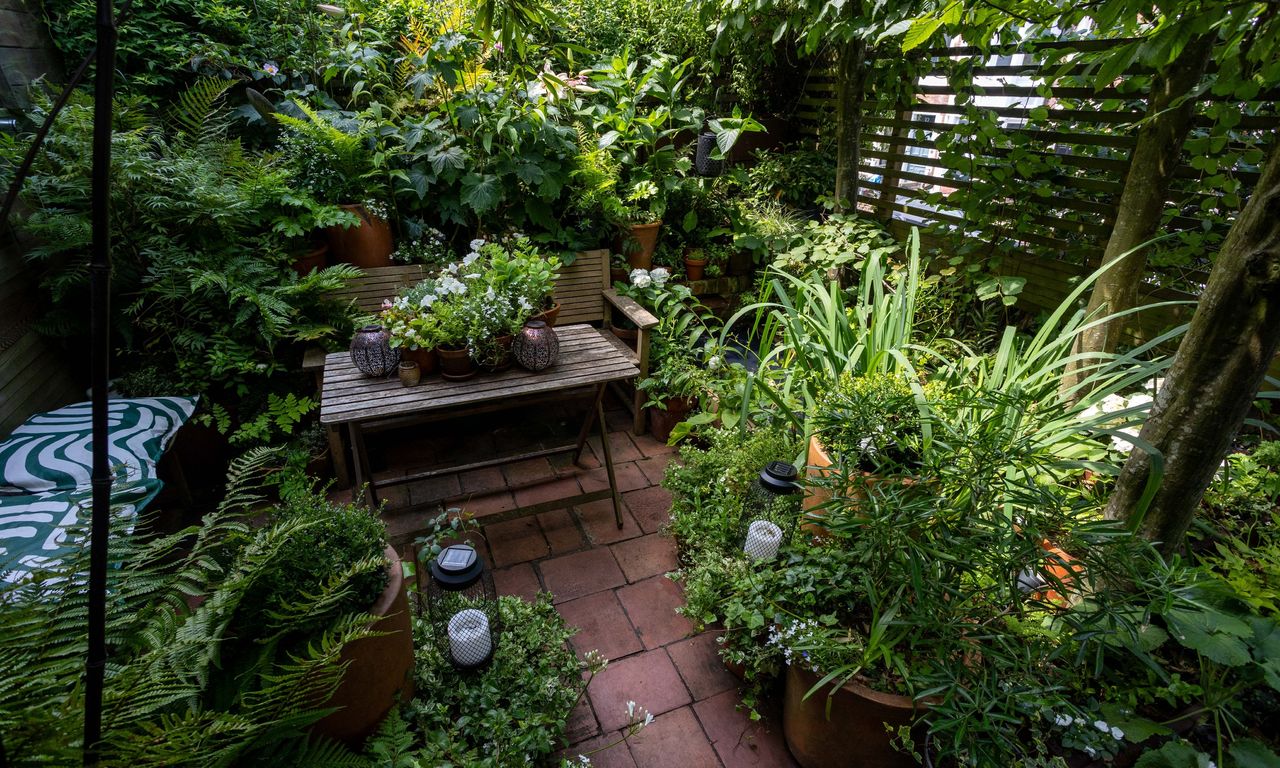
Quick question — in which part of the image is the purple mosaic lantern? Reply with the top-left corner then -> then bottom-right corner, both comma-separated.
512,320 -> 559,372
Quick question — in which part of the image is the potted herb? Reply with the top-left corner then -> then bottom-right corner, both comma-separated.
683,246 -> 708,281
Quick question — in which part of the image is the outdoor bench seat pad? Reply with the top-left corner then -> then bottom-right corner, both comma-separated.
0,479 -> 162,585
0,397 -> 198,494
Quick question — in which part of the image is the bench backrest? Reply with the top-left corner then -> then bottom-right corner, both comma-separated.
553,249 -> 612,326
335,250 -> 612,325
339,264 -> 429,317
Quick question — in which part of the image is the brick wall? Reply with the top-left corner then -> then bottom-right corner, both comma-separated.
0,0 -> 61,110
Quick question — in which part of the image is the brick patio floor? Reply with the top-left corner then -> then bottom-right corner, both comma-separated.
330,399 -> 796,767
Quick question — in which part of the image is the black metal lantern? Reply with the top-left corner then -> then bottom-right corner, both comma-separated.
695,132 -> 723,177
739,461 -> 803,561
423,544 -> 499,669
350,324 -> 400,377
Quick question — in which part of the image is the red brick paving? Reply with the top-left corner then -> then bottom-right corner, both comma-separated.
617,576 -> 696,649
588,649 -> 691,731
611,533 -> 679,583
346,404 -> 790,767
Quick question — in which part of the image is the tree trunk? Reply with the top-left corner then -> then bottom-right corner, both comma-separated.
1063,35 -> 1214,392
834,38 -> 867,212
1105,141 -> 1280,553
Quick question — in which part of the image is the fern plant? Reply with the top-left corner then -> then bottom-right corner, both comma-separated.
0,449 -> 383,767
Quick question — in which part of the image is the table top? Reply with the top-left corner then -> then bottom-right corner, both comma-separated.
320,324 -> 639,426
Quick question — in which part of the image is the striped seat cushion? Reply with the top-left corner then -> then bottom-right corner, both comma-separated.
0,479 -> 162,584
0,397 -> 198,494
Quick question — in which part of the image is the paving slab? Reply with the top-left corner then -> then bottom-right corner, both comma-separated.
588,648 -> 692,732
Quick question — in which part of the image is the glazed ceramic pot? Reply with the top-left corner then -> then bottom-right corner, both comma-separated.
350,325 -> 399,377
512,321 -> 559,372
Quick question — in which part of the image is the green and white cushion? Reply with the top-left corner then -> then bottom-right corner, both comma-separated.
0,479 -> 162,584
0,397 -> 197,494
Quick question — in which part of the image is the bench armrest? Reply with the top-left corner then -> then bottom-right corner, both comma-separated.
603,289 -> 659,331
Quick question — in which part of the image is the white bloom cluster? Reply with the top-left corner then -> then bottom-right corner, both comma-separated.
1052,712 -> 1124,743
767,619 -> 822,673
1079,391 -> 1154,454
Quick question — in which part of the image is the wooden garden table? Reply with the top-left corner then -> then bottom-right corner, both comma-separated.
318,324 -> 639,528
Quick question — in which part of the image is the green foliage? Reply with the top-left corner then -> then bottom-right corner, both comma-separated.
813,373 -> 949,470
383,595 -> 588,766
772,214 -> 899,275
0,449 -> 377,766
745,144 -> 836,210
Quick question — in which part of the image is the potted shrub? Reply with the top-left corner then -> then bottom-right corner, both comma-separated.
683,246 -> 708,281
276,104 -> 394,269
383,282 -> 443,375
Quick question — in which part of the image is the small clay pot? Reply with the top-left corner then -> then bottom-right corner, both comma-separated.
400,346 -> 438,376
623,221 -> 662,270
398,361 -> 421,387
647,397 -> 692,443
531,302 -> 561,327
437,346 -> 477,381
684,257 -> 707,281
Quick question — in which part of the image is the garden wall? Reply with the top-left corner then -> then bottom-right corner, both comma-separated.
0,0 -> 61,110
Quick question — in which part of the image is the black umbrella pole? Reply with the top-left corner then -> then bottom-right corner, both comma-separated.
83,0 -> 117,761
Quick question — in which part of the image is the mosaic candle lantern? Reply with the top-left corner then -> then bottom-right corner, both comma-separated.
740,462 -> 803,561
512,320 -> 559,372
423,544 -> 499,669
350,324 -> 400,377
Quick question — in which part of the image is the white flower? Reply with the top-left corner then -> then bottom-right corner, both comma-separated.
470,238 -> 486,250
1093,720 -> 1109,733
650,267 -> 670,286
1053,713 -> 1072,727
707,355 -> 722,371
1084,746 -> 1096,758
1110,726 -> 1124,740
418,294 -> 436,308
1111,431 -> 1136,454
633,273 -> 653,289
629,268 -> 649,285
463,252 -> 480,265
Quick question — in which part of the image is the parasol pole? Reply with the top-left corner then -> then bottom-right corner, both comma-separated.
83,0 -> 117,759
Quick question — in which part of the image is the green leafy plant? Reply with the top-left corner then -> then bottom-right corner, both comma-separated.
0,449 -> 383,765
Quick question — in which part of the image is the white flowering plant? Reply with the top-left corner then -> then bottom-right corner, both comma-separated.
391,227 -> 452,266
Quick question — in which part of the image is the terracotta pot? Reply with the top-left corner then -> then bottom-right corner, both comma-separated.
783,664 -> 924,768
437,346 -> 478,381
531,302 -> 561,327
624,221 -> 662,270
480,335 -> 514,373
312,546 -> 415,746
647,397 -> 692,444
609,324 -> 639,350
399,346 -> 438,376
610,266 -> 629,284
684,257 -> 707,281
292,243 -> 329,277
327,204 -> 394,268
802,436 -> 921,535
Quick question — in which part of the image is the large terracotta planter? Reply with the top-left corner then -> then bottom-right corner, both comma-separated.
624,221 -> 662,270
327,204 -> 394,268
783,664 -> 924,768
647,397 -> 692,443
312,546 -> 415,746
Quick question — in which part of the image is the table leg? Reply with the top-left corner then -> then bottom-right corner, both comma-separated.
573,383 -> 606,465
326,424 -> 351,489
349,422 -> 378,509
596,396 -> 623,529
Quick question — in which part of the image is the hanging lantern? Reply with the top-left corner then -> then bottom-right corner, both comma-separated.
738,461 -> 802,561
350,324 -> 400,377
423,544 -> 499,669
